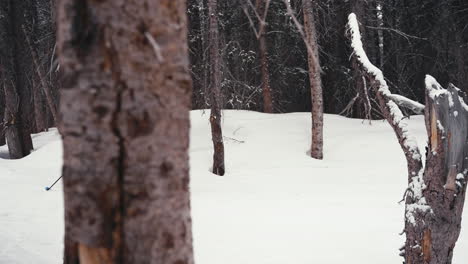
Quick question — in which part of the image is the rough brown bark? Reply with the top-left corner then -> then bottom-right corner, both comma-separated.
403,81 -> 468,264
57,0 -> 194,263
255,0 -> 273,113
303,0 -> 323,160
208,0 -> 225,176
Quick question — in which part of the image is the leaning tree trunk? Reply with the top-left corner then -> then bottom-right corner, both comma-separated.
208,0 -> 225,176
256,0 -> 273,113
349,0 -> 372,120
57,0 -> 194,263
347,13 -> 468,264
303,0 -> 323,160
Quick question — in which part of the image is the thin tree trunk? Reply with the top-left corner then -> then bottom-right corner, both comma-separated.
0,81 -> 5,146
208,0 -> 225,175
303,0 -> 323,160
256,0 -> 273,113
376,1 -> 384,70
32,79 -> 46,132
57,0 -> 194,263
198,0 -> 210,108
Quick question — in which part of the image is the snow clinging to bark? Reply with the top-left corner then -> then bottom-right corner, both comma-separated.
406,169 -> 432,226
425,75 -> 447,99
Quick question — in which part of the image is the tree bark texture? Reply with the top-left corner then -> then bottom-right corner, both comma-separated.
0,0 -> 34,159
57,0 -> 194,263
256,0 -> 273,113
303,0 -> 323,160
208,0 -> 225,176
403,81 -> 468,264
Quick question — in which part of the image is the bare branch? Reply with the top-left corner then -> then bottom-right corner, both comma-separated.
387,94 -> 425,114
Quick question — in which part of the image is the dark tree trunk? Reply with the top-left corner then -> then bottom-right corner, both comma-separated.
12,0 -> 34,153
32,77 -> 46,133
0,85 -> 5,146
0,0 -> 33,159
256,0 -> 273,113
208,0 -> 225,175
303,0 -> 323,160
57,0 -> 194,263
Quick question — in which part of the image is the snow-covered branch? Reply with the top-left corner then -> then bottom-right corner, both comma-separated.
387,94 -> 425,114
347,13 -> 422,171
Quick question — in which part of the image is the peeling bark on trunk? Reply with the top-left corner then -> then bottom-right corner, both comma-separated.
208,0 -> 225,175
256,0 -> 273,113
57,0 -> 194,263
403,81 -> 468,264
303,0 -> 323,160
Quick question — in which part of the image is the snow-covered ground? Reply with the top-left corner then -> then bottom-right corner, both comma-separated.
1,110 -> 468,263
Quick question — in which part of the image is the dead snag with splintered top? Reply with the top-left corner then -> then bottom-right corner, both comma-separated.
348,13 -> 468,264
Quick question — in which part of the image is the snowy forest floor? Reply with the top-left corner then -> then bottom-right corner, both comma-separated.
1,110 -> 468,263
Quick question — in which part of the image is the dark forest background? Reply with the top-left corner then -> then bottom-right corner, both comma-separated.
0,0 -> 467,157
188,0 -> 468,116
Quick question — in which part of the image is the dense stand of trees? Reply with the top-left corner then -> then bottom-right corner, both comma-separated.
0,0 -> 57,159
188,0 -> 468,117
